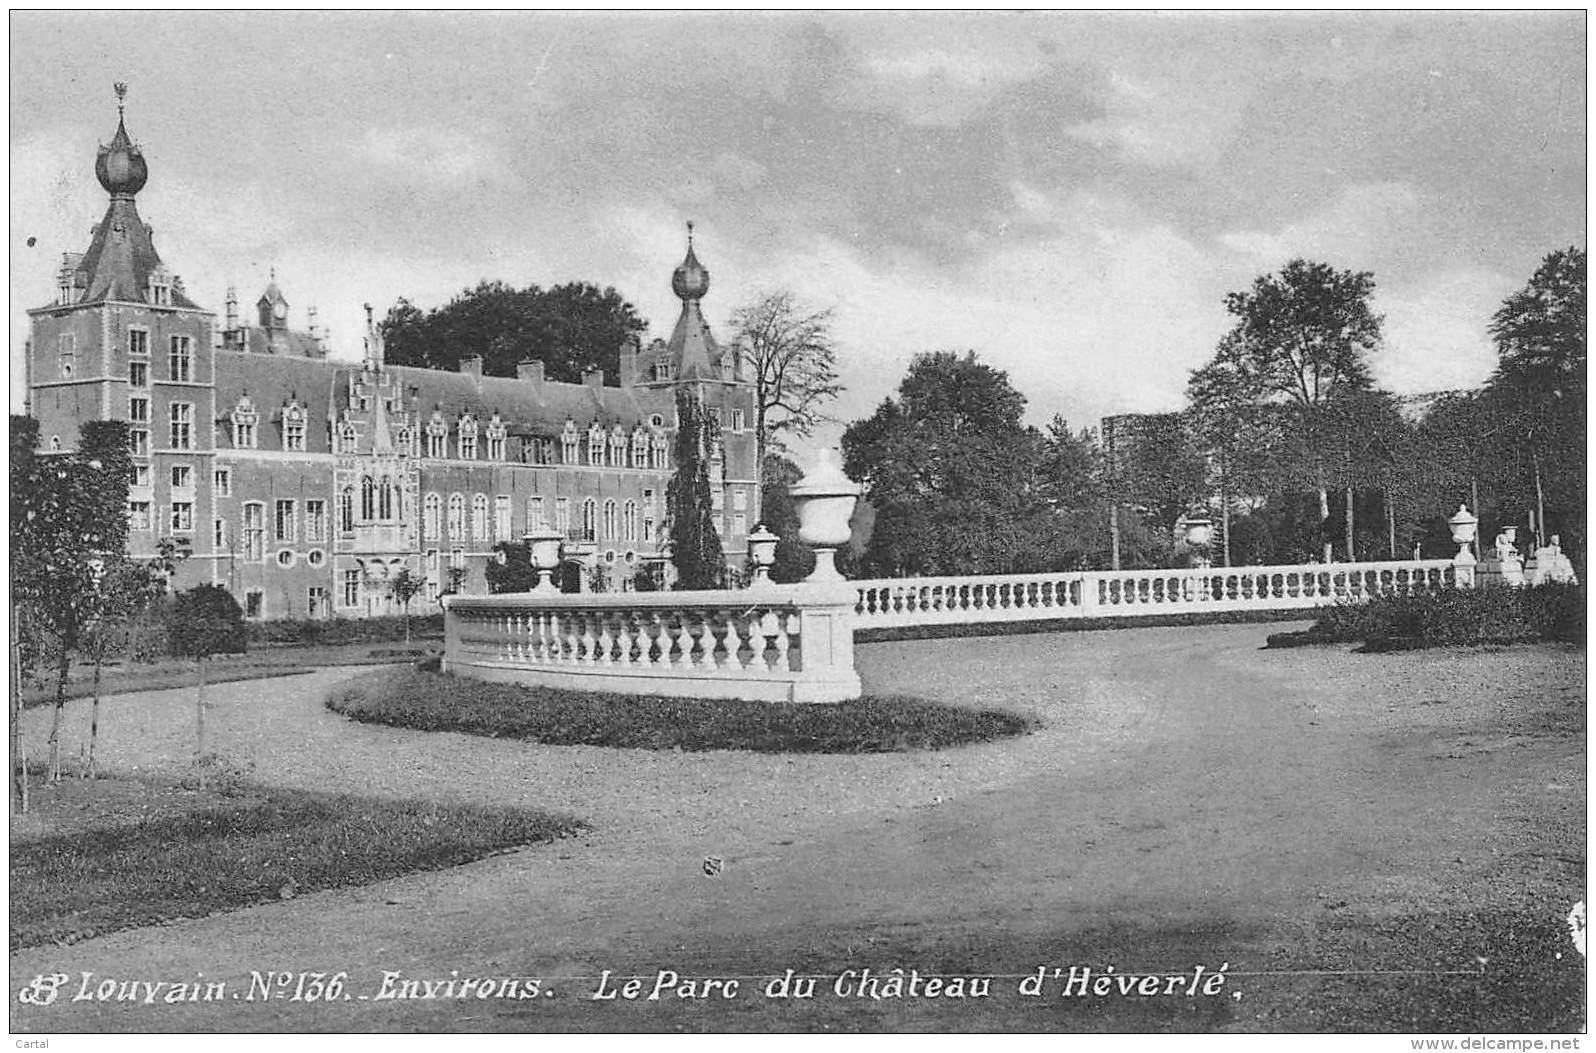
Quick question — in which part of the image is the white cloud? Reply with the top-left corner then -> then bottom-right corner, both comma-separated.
1065,70 -> 1243,169
354,126 -> 509,185
1218,182 -> 1425,265
1375,267 -> 1512,394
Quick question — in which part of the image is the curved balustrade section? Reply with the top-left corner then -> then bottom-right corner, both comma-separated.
443,584 -> 862,704
853,559 -> 1461,630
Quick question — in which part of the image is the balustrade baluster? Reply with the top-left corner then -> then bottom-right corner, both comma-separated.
771,611 -> 792,670
721,611 -> 745,671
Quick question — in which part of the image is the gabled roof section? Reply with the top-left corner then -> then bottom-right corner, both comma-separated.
72,198 -> 202,309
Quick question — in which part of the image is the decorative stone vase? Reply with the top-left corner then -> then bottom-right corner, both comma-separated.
746,523 -> 780,587
1448,504 -> 1478,564
791,448 -> 861,583
525,526 -> 564,593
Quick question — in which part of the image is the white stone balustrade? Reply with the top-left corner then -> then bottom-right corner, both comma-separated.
852,559 -> 1462,630
442,583 -> 862,703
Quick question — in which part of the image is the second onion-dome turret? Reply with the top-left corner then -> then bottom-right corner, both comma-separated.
671,221 -> 711,301
95,83 -> 148,198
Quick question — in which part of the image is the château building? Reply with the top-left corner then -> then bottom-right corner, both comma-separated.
24,98 -> 760,619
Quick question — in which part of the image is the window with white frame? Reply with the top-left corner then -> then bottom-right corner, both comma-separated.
494,495 -> 510,539
554,497 -> 570,533
581,498 -> 597,541
378,476 -> 396,521
213,517 -> 227,548
130,464 -> 151,489
213,468 -> 231,496
129,360 -> 148,388
609,426 -> 626,467
338,423 -> 358,453
339,487 -> 355,535
486,417 -> 506,461
603,499 -> 617,540
458,415 -> 478,460
527,496 -> 546,531
360,477 -> 376,521
471,494 -> 489,540
342,570 -> 361,608
308,587 -> 330,619
129,501 -> 152,531
624,500 -> 637,542
170,465 -> 193,490
275,499 -> 296,543
561,420 -> 579,464
447,493 -> 464,538
168,335 -> 192,382
426,416 -> 447,458
651,432 -> 668,469
232,519 -> 259,560
128,329 -> 149,357
424,492 -> 441,538
587,424 -> 605,465
129,396 -> 149,424
643,516 -> 655,542
169,403 -> 193,450
169,501 -> 194,533
129,429 -> 149,457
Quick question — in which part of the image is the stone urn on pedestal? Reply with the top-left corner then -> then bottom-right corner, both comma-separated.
790,447 -> 861,583
1448,504 -> 1479,587
745,523 -> 780,589
524,526 -> 564,594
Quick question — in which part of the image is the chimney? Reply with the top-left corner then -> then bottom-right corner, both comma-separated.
583,367 -> 604,389
619,335 -> 640,387
460,355 -> 484,377
517,359 -> 545,386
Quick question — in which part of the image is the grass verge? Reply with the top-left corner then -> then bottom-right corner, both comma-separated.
327,665 -> 1037,753
10,776 -> 582,951
855,607 -> 1322,644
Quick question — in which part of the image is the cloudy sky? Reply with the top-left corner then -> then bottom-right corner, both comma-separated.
10,11 -> 1585,450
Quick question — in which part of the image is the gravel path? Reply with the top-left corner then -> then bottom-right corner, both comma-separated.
11,625 -> 1584,1033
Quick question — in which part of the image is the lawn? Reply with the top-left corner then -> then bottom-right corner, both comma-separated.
10,774 -> 582,951
326,664 -> 1038,752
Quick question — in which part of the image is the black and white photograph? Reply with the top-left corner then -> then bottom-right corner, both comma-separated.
7,9 -> 1586,1038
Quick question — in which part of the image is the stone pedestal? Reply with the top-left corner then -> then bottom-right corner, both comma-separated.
1525,547 -> 1578,586
1477,557 -> 1526,588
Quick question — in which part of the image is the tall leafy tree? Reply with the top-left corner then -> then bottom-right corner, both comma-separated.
1483,246 -> 1585,550
843,351 -> 1061,576
381,280 -> 646,384
666,387 -> 726,589
1190,259 -> 1382,561
729,290 -> 844,470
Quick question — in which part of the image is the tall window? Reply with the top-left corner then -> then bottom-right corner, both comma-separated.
213,518 -> 227,548
561,424 -> 579,464
360,476 -> 376,521
337,423 -> 357,453
378,476 -> 396,521
128,329 -> 148,357
554,497 -> 570,533
424,492 -> 441,539
214,468 -> 231,496
169,403 -> 193,450
587,426 -> 604,465
129,430 -> 149,457
170,465 -> 193,490
131,464 -> 151,489
343,570 -> 361,608
581,498 -> 597,541
129,396 -> 149,424
603,499 -> 617,541
731,408 -> 745,431
308,587 -> 330,620
733,513 -> 747,536
447,494 -> 464,538
426,425 -> 446,459
471,494 -> 489,540
487,431 -> 505,461
296,499 -> 322,542
651,433 -> 668,469
458,419 -> 478,460
242,503 -> 265,560
631,430 -> 648,467
129,361 -> 148,388
609,428 -> 626,467
168,335 -> 192,382
527,496 -> 546,531
624,501 -> 637,543
494,495 -> 510,539
128,501 -> 151,531
275,500 -> 296,542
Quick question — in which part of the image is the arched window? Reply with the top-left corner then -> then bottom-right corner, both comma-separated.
360,476 -> 376,521
471,494 -> 489,541
424,492 -> 441,539
603,499 -> 617,540
623,500 -> 637,543
447,493 -> 465,539
339,488 -> 354,535
581,498 -> 597,541
378,475 -> 395,521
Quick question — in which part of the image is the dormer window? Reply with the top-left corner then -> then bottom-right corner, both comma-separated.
609,425 -> 626,468
457,414 -> 478,460
395,425 -> 413,457
561,419 -> 579,464
631,428 -> 648,467
485,415 -> 507,461
587,423 -> 605,466
283,404 -> 307,452
231,397 -> 259,449
426,412 -> 448,459
338,422 -> 358,454
651,431 -> 669,470
654,357 -> 673,382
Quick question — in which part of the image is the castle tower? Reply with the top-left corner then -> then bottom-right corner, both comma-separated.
25,84 -> 218,575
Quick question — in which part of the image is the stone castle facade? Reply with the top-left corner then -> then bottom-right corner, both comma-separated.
24,100 -> 759,619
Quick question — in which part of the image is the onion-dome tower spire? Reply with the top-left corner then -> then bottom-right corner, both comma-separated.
96,83 -> 148,198
664,221 -> 721,381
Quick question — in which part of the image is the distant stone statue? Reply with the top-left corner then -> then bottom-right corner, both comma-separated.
1493,528 -> 1520,564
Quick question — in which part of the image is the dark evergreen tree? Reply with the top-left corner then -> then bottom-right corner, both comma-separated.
666,387 -> 725,589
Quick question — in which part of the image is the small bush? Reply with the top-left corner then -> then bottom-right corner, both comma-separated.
329,667 -> 1037,753
1303,583 -> 1584,649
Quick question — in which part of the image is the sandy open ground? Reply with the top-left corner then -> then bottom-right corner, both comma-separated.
10,623 -> 1585,1033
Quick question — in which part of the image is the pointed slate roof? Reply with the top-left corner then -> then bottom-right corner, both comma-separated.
70,99 -> 202,309
665,224 -> 722,381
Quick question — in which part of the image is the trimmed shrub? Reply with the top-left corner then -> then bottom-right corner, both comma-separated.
329,666 -> 1037,753
1303,583 -> 1584,649
247,613 -> 444,647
